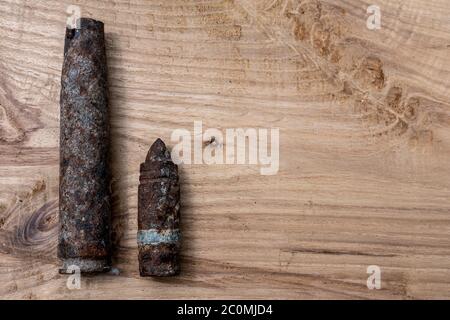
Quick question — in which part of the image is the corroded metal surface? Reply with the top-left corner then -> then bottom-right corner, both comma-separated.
138,139 -> 181,276
58,18 -> 111,273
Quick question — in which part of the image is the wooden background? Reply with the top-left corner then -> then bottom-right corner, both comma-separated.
1,0 -> 450,299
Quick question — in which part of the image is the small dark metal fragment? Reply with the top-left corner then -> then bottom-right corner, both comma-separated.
58,18 -> 111,273
138,139 -> 181,276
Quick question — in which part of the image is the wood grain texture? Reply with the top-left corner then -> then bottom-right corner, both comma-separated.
1,0 -> 450,299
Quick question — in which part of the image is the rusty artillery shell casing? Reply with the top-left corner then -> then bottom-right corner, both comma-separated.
138,139 -> 181,276
58,18 -> 111,273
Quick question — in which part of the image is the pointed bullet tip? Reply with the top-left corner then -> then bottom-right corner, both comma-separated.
150,138 -> 166,152
153,138 -> 165,146
146,138 -> 171,162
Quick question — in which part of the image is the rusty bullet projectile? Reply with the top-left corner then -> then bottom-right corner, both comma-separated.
138,139 -> 181,276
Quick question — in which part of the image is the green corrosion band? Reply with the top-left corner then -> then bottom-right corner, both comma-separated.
137,229 -> 181,245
